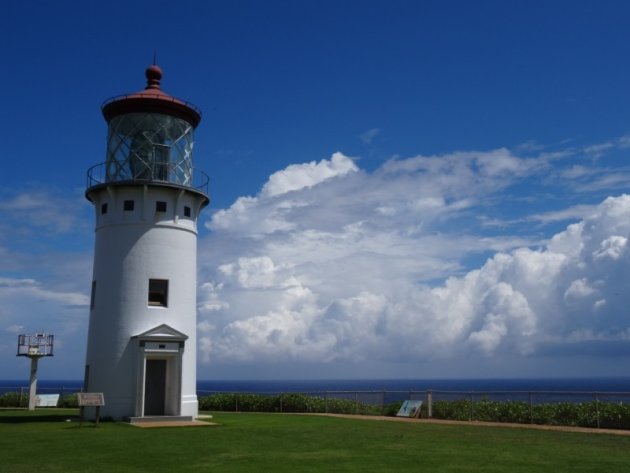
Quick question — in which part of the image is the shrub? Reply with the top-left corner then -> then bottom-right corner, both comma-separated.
472,399 -> 531,424
58,394 -> 78,408
428,398 -> 630,430
198,392 -> 630,430
278,393 -> 321,413
598,402 -> 630,429
198,392 -> 381,415
383,400 -> 404,417
0,392 -> 28,408
432,399 -> 471,421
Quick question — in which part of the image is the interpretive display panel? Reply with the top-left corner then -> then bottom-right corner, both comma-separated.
396,400 -> 422,418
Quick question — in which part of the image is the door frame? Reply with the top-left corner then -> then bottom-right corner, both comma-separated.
132,324 -> 188,417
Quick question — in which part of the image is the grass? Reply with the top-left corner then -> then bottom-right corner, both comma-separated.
1,409 -> 630,472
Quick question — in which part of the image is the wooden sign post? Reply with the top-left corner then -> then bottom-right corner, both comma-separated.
78,393 -> 105,426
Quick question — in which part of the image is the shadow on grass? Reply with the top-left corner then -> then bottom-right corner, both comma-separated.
0,409 -> 80,424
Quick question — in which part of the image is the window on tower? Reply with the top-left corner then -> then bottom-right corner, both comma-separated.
101,203 -> 108,214
184,206 -> 191,217
148,279 -> 168,307
156,201 -> 167,212
124,200 -> 135,211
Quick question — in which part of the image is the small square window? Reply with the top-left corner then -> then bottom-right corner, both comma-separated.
101,203 -> 108,214
184,206 -> 191,217
156,201 -> 167,212
148,279 -> 168,307
124,200 -> 135,211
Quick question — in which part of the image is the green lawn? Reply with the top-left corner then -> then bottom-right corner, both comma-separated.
1,409 -> 629,472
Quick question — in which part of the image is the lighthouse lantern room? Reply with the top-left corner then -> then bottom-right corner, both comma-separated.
84,64 -> 209,420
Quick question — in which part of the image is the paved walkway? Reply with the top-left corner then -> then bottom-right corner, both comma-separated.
129,415 -> 217,428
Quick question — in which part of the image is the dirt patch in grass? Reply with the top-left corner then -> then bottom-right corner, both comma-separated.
304,413 -> 630,436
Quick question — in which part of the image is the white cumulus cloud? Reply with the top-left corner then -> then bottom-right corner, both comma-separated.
261,152 -> 358,197
197,147 -> 630,374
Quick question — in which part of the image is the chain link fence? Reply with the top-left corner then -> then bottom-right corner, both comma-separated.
3,383 -> 630,429
196,388 -> 630,430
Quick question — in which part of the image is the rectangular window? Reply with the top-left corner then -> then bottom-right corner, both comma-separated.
148,279 -> 168,307
156,201 -> 167,212
101,203 -> 108,214
90,281 -> 96,310
124,200 -> 135,211
184,206 -> 191,217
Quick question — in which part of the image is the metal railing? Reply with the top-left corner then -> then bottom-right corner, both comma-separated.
0,384 -> 81,408
101,94 -> 203,119
196,388 -> 630,430
86,162 -> 210,196
4,385 -> 630,429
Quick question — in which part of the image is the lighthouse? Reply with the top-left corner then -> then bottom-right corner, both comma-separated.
84,64 -> 208,420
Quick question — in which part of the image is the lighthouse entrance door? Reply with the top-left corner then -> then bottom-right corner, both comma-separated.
133,324 -> 189,418
144,359 -> 166,415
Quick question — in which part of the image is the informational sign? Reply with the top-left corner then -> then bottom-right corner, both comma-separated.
396,400 -> 423,418
77,393 -> 105,407
35,394 -> 59,407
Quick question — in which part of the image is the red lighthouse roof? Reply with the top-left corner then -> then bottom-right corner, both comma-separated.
101,64 -> 201,128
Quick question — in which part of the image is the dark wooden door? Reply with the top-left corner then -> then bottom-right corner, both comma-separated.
144,359 -> 166,415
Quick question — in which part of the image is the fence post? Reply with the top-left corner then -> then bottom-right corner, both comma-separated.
381,391 -> 386,415
529,392 -> 533,424
19,386 -> 24,407
325,392 -> 328,414
427,390 -> 433,418
469,392 -> 474,421
595,392 -> 600,429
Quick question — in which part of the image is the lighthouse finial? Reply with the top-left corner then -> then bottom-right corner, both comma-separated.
145,61 -> 162,90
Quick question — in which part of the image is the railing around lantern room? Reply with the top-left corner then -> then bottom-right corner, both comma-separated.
86,161 -> 210,197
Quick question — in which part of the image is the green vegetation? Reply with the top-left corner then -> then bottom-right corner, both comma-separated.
199,392 -> 384,415
4,391 -> 630,430
0,392 -> 78,408
1,409 -> 630,472
0,391 -> 27,408
199,392 -> 630,430
432,399 -> 630,430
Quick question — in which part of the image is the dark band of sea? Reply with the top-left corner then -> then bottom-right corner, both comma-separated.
196,377 -> 630,394
2,377 -> 630,394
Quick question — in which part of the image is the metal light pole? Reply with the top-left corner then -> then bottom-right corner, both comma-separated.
17,333 -> 54,410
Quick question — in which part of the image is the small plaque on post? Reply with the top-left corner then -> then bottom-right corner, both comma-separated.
77,393 -> 105,406
78,393 -> 105,426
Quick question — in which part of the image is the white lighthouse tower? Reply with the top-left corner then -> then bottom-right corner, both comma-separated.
84,64 -> 209,420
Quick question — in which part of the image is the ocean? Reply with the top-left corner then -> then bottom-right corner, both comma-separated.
194,377 -> 630,394
2,377 -> 630,396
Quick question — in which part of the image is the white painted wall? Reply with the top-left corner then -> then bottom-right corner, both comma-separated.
84,184 -> 206,419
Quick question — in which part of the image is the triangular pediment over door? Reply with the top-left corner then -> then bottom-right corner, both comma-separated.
132,324 -> 188,342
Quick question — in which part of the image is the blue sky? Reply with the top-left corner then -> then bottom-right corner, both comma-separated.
3,0 -> 630,380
